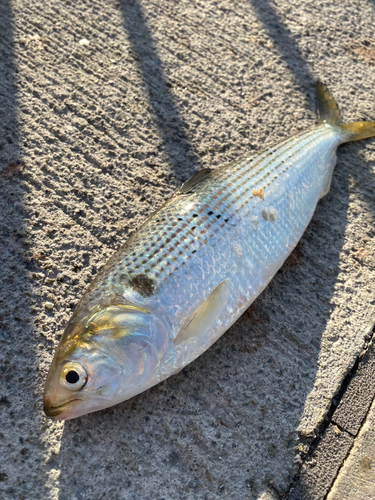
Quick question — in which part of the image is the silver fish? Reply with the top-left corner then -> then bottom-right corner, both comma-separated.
44,83 -> 375,419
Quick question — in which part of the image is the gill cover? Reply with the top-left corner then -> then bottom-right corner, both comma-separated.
44,304 -> 168,419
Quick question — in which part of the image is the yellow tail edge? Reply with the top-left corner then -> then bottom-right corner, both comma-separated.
341,121 -> 375,142
316,80 -> 375,142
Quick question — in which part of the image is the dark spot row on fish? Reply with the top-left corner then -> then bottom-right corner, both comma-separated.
126,209 -> 230,262
112,199 -> 237,285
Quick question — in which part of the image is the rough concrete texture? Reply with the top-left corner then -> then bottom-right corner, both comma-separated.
332,331 -> 375,436
287,332 -> 375,499
288,424 -> 354,500
0,0 -> 375,499
327,397 -> 375,500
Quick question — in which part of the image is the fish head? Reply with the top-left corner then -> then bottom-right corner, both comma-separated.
44,304 -> 168,420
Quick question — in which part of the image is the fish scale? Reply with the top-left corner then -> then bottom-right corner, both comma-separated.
109,125 -> 342,342
43,83 -> 375,419
103,125 -> 336,288
79,125 -> 344,351
74,124 -> 343,358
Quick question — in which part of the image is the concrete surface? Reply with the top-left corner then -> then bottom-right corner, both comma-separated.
288,423 -> 354,500
288,330 -> 375,499
287,328 -> 375,500
332,327 -> 375,436
327,397 -> 375,500
0,0 -> 375,499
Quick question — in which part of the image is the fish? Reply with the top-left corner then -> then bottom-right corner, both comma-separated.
44,82 -> 375,420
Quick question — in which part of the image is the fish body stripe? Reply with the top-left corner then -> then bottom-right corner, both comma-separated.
100,124 -> 339,286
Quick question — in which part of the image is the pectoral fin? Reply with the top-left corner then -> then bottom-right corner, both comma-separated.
174,279 -> 229,346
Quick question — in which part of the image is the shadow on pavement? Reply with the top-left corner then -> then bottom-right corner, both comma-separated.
117,0 -> 200,178
248,0 -> 315,109
0,2 -> 46,498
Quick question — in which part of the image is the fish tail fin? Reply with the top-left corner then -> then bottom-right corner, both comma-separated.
317,80 -> 343,126
341,121 -> 375,142
317,80 -> 375,143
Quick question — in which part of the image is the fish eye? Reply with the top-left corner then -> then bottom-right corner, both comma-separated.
60,362 -> 87,391
66,370 -> 79,384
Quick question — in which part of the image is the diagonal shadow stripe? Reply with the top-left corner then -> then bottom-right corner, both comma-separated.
249,0 -> 314,108
118,0 -> 199,177
0,1 -> 48,497
249,0 -> 375,223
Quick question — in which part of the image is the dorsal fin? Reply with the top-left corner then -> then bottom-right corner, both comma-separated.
178,168 -> 213,194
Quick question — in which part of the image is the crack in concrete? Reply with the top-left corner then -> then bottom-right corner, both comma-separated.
286,320 -> 375,500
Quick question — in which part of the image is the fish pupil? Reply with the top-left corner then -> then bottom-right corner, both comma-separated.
66,370 -> 80,384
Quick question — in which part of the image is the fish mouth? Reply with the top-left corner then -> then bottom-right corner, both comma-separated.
44,397 -> 81,418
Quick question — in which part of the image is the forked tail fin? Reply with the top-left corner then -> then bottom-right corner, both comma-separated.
317,81 -> 375,142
